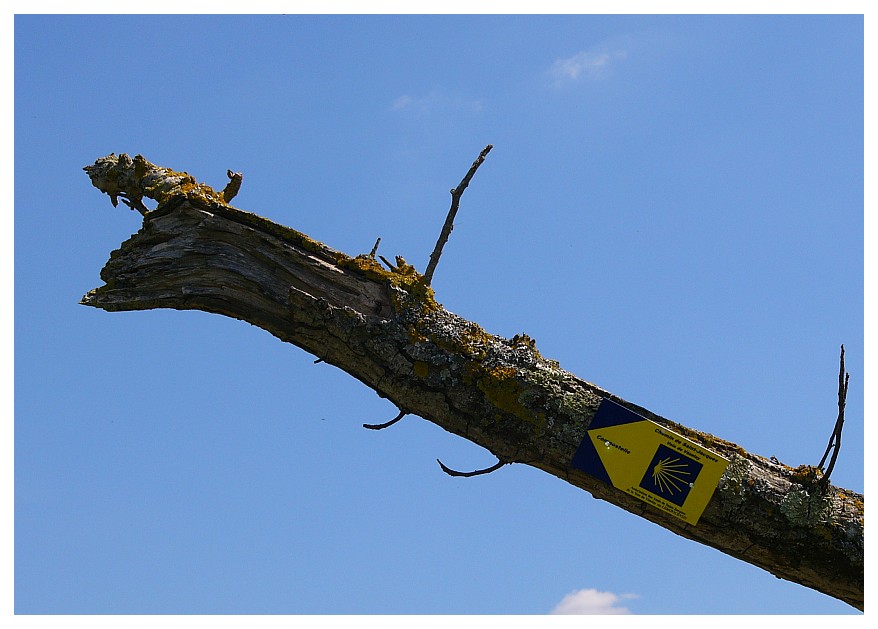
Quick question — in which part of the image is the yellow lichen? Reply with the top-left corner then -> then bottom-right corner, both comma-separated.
669,423 -> 748,457
413,361 -> 430,379
336,254 -> 440,316
451,323 -> 494,361
178,178 -> 225,206
463,362 -> 547,428
790,464 -> 824,486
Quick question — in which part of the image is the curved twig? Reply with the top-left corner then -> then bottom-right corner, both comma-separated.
363,409 -> 407,431
437,456 -> 508,478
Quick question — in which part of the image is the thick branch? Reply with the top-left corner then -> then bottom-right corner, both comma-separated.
80,158 -> 863,610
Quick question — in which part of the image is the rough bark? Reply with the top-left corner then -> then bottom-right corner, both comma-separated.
81,154 -> 864,610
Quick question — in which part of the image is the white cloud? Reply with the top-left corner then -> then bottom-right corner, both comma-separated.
550,588 -> 637,614
391,94 -> 414,110
550,49 -> 627,84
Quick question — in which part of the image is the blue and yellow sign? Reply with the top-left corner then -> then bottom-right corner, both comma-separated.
572,399 -> 729,525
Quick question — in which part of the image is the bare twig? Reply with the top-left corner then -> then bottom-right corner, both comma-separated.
363,409 -> 407,431
818,345 -> 850,486
423,144 -> 493,286
369,237 -> 381,259
119,194 -> 150,216
378,255 -> 396,271
437,456 -> 507,478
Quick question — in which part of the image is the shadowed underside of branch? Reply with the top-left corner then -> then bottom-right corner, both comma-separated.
81,155 -> 863,610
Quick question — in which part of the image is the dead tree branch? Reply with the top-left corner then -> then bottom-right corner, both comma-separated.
81,154 -> 863,610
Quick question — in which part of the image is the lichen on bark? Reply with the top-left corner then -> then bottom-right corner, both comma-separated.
84,153 -> 228,215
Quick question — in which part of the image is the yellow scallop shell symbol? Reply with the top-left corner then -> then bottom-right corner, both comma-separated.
651,456 -> 691,495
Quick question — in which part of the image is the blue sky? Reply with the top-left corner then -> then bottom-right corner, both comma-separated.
12,12 -> 864,616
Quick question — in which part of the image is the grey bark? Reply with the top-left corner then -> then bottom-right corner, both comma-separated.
81,154 -> 864,611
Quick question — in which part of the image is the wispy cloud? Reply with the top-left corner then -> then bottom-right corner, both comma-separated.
550,588 -> 637,614
391,94 -> 416,110
550,48 -> 627,85
390,90 -> 484,114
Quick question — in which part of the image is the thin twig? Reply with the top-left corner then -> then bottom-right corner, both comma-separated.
437,456 -> 507,478
423,144 -> 493,286
378,255 -> 396,271
369,237 -> 381,259
363,409 -> 407,431
818,344 -> 850,486
119,194 -> 150,216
